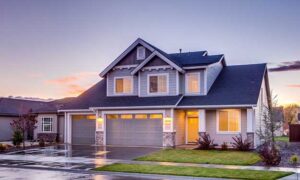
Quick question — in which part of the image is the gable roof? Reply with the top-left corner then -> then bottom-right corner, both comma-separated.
60,63 -> 268,110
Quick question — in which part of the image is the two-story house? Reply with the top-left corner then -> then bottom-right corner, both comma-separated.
33,38 -> 270,148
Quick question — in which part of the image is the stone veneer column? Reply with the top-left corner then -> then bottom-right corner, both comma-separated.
163,132 -> 176,147
95,131 -> 104,146
247,132 -> 254,149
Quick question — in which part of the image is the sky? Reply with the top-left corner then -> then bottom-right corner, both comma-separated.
0,0 -> 299,105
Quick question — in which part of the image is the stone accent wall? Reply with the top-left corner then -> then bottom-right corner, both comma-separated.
247,132 -> 255,149
163,132 -> 176,147
95,131 -> 104,146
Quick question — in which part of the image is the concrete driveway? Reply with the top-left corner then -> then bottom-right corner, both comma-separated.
0,144 -> 160,171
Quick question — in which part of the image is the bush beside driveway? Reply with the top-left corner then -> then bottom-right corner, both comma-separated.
135,149 -> 261,166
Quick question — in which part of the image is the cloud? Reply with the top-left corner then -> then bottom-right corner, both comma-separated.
45,71 -> 98,96
287,84 -> 300,88
269,60 -> 300,72
46,72 -> 98,85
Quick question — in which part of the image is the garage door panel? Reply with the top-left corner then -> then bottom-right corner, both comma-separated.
106,117 -> 163,146
72,118 -> 95,145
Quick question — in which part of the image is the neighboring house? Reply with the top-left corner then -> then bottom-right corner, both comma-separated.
56,38 -> 271,148
0,97 -> 72,142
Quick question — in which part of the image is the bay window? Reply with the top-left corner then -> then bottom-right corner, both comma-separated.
217,109 -> 241,133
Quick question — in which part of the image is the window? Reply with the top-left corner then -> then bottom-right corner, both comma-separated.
186,73 -> 200,94
115,76 -> 133,94
106,114 -> 119,120
42,117 -> 53,132
150,114 -> 163,119
135,114 -> 148,119
137,46 -> 146,60
148,74 -> 168,94
120,114 -> 133,119
218,109 -> 241,133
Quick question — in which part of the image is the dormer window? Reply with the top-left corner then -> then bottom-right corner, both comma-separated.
137,46 -> 146,60
114,76 -> 133,94
185,72 -> 200,94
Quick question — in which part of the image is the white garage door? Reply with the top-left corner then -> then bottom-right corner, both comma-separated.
72,115 -> 96,145
106,114 -> 163,147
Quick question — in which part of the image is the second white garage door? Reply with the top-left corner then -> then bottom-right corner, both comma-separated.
106,114 -> 163,147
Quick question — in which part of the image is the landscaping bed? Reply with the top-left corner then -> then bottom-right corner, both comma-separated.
135,149 -> 261,165
95,163 -> 292,180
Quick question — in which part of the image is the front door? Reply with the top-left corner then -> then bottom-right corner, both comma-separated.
187,117 -> 199,143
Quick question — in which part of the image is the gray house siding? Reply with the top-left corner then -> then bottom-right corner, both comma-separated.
34,114 -> 58,139
144,56 -> 169,66
116,45 -> 152,66
58,115 -> 64,143
107,68 -> 138,96
139,68 -> 178,96
206,61 -> 223,93
0,117 -> 14,141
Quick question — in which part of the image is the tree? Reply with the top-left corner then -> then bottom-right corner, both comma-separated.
10,109 -> 38,149
284,104 -> 299,125
257,95 -> 283,144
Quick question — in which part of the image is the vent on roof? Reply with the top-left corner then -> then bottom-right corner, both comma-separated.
179,49 -> 182,53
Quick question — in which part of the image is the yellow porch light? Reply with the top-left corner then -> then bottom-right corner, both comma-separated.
163,117 -> 173,131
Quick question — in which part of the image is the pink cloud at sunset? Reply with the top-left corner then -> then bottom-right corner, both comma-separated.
287,84 -> 300,88
45,71 -> 99,97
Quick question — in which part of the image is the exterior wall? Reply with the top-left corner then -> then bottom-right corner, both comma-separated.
34,114 -> 58,140
107,68 -> 138,96
174,110 -> 186,145
206,61 -> 223,93
0,116 -> 15,141
182,69 -> 206,95
58,115 -> 65,143
254,76 -> 269,146
116,45 -> 152,66
144,56 -> 169,66
205,109 -> 247,145
139,69 -> 178,96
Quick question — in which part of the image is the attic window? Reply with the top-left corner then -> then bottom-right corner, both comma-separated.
137,46 -> 146,60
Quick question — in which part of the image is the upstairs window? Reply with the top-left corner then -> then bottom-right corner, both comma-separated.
218,109 -> 241,133
148,74 -> 168,94
42,117 -> 53,132
137,46 -> 146,60
186,72 -> 200,94
115,76 -> 133,94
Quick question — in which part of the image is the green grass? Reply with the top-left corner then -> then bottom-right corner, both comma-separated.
95,163 -> 292,180
135,149 -> 261,165
275,136 -> 289,142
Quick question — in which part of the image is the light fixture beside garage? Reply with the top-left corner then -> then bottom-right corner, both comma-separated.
163,117 -> 173,132
96,117 -> 104,131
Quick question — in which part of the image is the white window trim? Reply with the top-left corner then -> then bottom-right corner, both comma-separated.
42,117 -> 53,132
147,73 -> 169,96
113,76 -> 134,95
136,46 -> 146,60
185,72 -> 200,95
216,109 -> 241,134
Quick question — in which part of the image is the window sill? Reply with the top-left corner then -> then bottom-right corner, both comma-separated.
216,132 -> 241,135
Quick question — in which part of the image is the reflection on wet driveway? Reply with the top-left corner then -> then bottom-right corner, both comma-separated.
5,145 -> 160,160
0,145 -> 160,170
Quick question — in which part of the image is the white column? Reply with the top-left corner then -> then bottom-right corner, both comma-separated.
199,109 -> 206,132
64,112 -> 67,143
67,113 -> 72,144
247,108 -> 254,132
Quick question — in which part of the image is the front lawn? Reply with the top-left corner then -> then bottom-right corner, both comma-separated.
275,136 -> 289,142
135,149 -> 261,165
95,163 -> 292,180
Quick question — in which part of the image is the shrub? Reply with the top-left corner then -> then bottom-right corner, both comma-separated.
39,139 -> 45,147
231,134 -> 251,151
197,133 -> 214,150
12,131 -> 23,147
258,143 -> 281,166
289,155 -> 299,166
0,144 -> 7,152
221,142 -> 228,150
